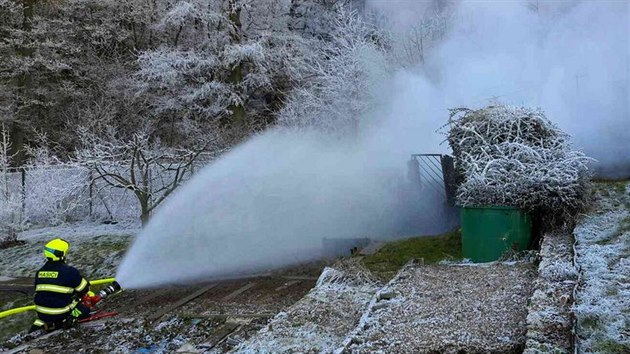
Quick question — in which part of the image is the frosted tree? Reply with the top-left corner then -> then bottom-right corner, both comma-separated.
369,0 -> 453,68
0,0 -> 165,163
0,124 -> 23,243
278,5 -> 390,136
0,0 -> 35,165
23,134 -> 90,225
0,0 -> 95,164
75,126 -> 219,225
287,0 -> 351,38
395,10 -> 450,66
0,0 -> 322,160
134,0 -> 301,133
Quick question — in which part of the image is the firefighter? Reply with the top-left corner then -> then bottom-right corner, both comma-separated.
29,238 -> 91,332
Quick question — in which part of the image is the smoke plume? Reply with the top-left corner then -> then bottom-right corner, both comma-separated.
368,0 -> 629,177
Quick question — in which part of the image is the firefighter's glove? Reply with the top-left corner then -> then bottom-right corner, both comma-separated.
71,307 -> 83,318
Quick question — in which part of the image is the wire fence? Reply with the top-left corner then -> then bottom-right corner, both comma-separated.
0,162 -> 203,227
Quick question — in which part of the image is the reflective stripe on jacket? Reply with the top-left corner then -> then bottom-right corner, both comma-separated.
34,261 -> 90,317
35,300 -> 80,315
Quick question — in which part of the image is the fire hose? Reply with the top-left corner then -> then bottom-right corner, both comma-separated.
0,278 -> 121,319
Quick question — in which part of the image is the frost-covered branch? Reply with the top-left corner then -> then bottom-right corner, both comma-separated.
445,105 -> 592,228
75,126 -> 214,225
278,5 -> 390,136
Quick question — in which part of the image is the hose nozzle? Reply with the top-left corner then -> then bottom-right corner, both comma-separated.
97,281 -> 122,299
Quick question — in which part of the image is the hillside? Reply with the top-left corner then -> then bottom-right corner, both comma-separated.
1,181 -> 627,353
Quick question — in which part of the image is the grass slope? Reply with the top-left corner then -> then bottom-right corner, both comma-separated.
362,228 -> 462,278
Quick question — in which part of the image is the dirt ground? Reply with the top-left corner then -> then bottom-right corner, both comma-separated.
1,267 -> 323,353
1,256 -> 542,354
0,220 -> 578,354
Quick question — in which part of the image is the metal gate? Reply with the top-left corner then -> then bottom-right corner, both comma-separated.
408,154 -> 459,206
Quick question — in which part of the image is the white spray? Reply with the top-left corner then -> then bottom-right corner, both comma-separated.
117,130 -> 452,288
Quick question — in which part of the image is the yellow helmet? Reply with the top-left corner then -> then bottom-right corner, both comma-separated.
44,238 -> 69,261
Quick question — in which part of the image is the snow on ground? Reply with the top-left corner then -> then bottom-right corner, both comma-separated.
0,221 -> 139,278
1,275 -> 319,353
345,262 -> 536,353
573,182 -> 630,354
18,220 -> 139,242
233,260 -> 381,353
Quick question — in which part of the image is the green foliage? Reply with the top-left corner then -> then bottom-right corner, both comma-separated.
592,179 -> 628,195
592,340 -> 630,354
592,180 -> 630,244
0,297 -> 36,344
362,228 -> 462,278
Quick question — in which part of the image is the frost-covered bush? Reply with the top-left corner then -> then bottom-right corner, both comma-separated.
133,0 -> 304,131
0,125 -> 24,242
24,146 -> 90,225
0,189 -> 23,243
445,105 -> 592,227
24,166 -> 90,225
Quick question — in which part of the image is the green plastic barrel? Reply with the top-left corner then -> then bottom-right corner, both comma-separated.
460,206 -> 532,262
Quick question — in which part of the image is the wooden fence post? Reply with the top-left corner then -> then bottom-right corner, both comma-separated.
88,168 -> 93,217
20,168 -> 26,215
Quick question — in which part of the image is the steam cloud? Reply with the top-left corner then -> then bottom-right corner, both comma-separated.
117,0 -> 628,288
368,0 -> 629,177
